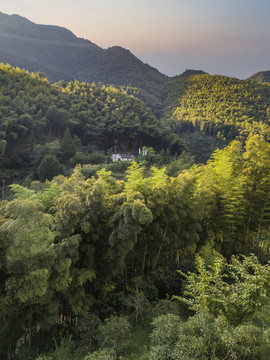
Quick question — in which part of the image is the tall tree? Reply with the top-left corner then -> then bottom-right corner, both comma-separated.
60,127 -> 76,162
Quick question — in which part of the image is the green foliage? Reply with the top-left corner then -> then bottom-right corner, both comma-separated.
2,134 -> 270,358
0,196 -> 57,356
76,313 -> 102,351
51,336 -> 75,360
98,315 -> 132,355
80,164 -> 102,178
33,141 -> 62,165
0,139 -> 6,159
152,299 -> 180,318
38,155 -> 62,182
87,151 -> 107,165
106,160 -> 132,173
194,140 -> 248,256
60,128 -> 76,161
123,290 -> 151,323
150,312 -> 270,360
2,199 -> 55,304
172,74 -> 270,141
122,325 -> 150,360
84,349 -> 115,360
179,132 -> 227,163
150,314 -> 180,360
165,152 -> 194,177
175,254 -> 270,326
160,69 -> 206,121
198,244 -> 225,268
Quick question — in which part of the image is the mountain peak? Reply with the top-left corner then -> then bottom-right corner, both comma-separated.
0,12 -> 78,42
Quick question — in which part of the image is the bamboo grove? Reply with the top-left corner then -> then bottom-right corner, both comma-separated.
1,134 -> 270,356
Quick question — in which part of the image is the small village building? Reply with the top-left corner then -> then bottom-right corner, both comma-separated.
112,153 -> 136,162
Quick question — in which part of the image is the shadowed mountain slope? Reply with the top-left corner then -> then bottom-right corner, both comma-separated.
0,12 -> 167,90
247,71 -> 270,83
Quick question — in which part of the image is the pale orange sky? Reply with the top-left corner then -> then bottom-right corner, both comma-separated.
1,0 -> 270,78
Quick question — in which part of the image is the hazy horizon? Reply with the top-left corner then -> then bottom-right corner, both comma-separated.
1,0 -> 270,79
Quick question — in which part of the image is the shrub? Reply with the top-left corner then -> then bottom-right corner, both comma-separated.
70,151 -> 89,166
81,164 -> 101,178
98,315 -> 131,355
84,349 -> 115,360
152,299 -> 180,318
34,140 -> 61,165
88,152 -> 106,164
123,291 -> 151,323
52,336 -> 75,360
106,161 -> 132,173
150,312 -> 270,360
76,313 -> 102,351
37,155 -> 62,182
149,314 -> 181,360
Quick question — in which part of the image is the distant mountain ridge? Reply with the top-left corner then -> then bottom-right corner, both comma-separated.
0,12 -> 80,42
0,12 -> 268,86
0,12 -> 167,92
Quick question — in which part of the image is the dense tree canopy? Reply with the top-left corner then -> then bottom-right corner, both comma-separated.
0,134 -> 270,358
172,74 -> 270,141
2,64 -> 270,359
0,64 -> 171,172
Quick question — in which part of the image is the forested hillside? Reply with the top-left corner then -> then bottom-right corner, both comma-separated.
248,70 -> 270,83
160,69 -> 207,120
3,64 -> 270,181
0,64 -> 175,182
171,74 -> 270,141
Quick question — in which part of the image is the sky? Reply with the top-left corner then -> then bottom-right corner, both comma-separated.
1,0 -> 270,78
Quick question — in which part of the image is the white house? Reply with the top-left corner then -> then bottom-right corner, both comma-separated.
112,154 -> 136,162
